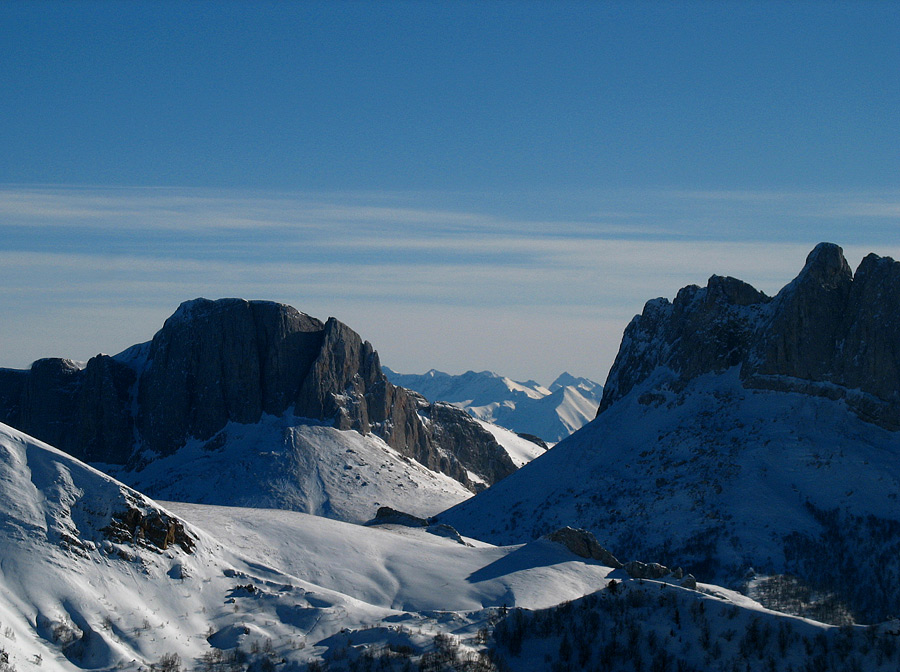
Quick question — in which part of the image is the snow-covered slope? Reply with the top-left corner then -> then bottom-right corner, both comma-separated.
0,420 -> 594,670
102,413 -> 474,524
442,370 -> 900,619
163,502 -> 614,613
0,421 -> 228,670
3,421 -> 896,671
441,244 -> 900,624
384,368 -> 602,442
474,420 -> 546,468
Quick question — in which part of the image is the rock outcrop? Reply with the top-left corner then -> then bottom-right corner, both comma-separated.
623,560 -> 671,580
0,356 -> 137,464
137,299 -> 326,457
368,506 -> 429,527
546,527 -> 623,568
102,505 -> 196,554
419,401 -> 518,486
620,561 -> 695,588
599,243 -> 900,430
0,299 -> 515,491
367,507 -> 470,544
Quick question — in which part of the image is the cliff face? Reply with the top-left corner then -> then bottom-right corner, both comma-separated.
599,243 -> 900,430
137,299 -> 327,457
0,356 -> 137,464
0,298 -> 515,490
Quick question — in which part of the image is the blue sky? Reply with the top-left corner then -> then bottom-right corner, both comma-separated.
1,1 -> 899,383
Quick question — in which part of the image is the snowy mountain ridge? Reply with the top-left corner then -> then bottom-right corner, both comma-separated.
3,420 -> 898,672
384,367 -> 603,442
442,243 -> 900,625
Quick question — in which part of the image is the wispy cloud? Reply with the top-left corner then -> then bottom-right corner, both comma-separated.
2,185 -> 898,381
818,199 -> 900,219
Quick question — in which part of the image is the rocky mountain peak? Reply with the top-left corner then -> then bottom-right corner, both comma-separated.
704,274 -> 769,307
0,299 -> 516,493
599,243 -> 900,429
793,241 -> 853,291
139,298 -> 327,455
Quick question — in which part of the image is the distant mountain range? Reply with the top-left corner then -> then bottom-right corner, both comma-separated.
383,367 -> 603,442
441,243 -> 900,624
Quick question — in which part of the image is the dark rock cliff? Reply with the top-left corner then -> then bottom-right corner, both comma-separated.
599,243 -> 900,429
0,356 -> 136,463
0,298 -> 515,490
419,401 -> 518,486
137,298 -> 326,456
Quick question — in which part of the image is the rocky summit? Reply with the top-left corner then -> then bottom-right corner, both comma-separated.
0,298 -> 515,492
600,242 -> 900,430
441,244 -> 900,624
